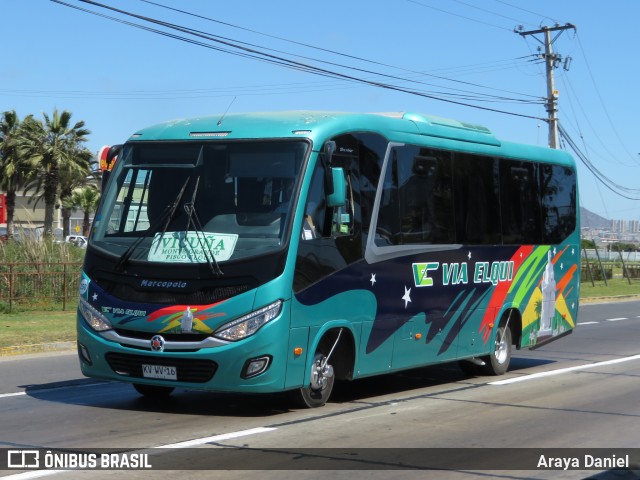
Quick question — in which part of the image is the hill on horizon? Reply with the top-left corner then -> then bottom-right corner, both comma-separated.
581,207 -> 610,229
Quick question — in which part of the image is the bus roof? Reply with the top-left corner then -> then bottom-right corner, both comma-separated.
129,111 -> 574,166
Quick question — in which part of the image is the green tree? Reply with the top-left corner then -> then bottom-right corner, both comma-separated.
18,109 -> 91,238
580,239 -> 595,249
63,185 -> 101,236
0,110 -> 27,240
58,146 -> 97,238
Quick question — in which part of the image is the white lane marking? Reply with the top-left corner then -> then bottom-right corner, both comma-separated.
0,471 -> 64,480
0,391 -> 27,399
490,353 -> 640,386
606,317 -> 628,322
577,321 -> 599,325
0,382 -> 108,400
160,427 -> 277,449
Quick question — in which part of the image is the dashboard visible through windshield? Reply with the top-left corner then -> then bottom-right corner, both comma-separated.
92,140 -> 309,268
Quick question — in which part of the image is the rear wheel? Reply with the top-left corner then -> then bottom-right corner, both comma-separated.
479,324 -> 512,376
133,383 -> 175,398
289,352 -> 335,408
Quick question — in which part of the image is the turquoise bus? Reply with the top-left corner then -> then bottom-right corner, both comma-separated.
77,111 -> 579,407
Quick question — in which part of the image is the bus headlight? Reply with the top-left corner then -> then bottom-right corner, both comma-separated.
214,300 -> 282,342
79,297 -> 113,332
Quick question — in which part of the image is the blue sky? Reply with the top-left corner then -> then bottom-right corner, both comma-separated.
3,0 -> 639,222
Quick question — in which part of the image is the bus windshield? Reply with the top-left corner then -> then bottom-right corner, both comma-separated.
92,140 -> 308,266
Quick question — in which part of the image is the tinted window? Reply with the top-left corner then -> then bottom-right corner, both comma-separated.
541,164 -> 576,244
376,145 -> 454,245
453,154 -> 501,244
499,160 -> 542,244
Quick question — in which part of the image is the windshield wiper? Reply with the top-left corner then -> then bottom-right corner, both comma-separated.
114,176 -> 191,271
183,176 -> 223,276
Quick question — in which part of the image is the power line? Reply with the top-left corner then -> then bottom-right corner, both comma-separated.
137,0 -> 541,102
575,34 -> 640,166
70,0 -> 538,104
491,0 -> 560,26
558,72 -> 640,169
52,0 -> 546,120
559,123 -> 640,201
403,0 -> 510,31
449,0 -> 534,27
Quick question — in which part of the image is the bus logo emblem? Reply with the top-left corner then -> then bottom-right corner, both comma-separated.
150,335 -> 165,352
412,262 -> 439,287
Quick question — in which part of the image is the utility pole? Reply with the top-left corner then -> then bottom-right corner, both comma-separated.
516,23 -> 576,149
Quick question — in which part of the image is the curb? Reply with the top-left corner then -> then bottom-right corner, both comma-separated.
0,341 -> 76,357
580,294 -> 640,304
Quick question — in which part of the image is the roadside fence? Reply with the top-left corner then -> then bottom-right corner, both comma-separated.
0,262 -> 83,312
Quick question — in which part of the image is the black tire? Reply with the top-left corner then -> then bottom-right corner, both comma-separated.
479,324 -> 512,376
133,383 -> 175,398
289,352 -> 335,408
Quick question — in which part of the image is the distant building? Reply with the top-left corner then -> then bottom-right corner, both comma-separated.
0,191 -> 88,239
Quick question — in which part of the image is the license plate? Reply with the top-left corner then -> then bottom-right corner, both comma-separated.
142,364 -> 177,381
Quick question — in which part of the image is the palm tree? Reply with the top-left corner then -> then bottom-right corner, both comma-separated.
18,109 -> 91,238
0,110 -> 26,240
63,186 -> 101,236
58,146 -> 96,238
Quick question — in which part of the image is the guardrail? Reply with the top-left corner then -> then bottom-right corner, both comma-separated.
0,262 -> 83,312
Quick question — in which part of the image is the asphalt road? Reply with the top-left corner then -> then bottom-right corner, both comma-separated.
1,300 -> 639,479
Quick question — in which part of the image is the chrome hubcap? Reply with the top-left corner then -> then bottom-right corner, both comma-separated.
310,356 -> 334,391
495,333 -> 508,364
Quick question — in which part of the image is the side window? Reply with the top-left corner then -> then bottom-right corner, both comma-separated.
300,159 -> 355,240
541,164 -> 576,244
294,152 -> 359,292
354,133 -> 387,235
376,149 -> 400,244
301,162 -> 329,240
375,145 -> 454,245
500,160 -> 542,244
453,154 -> 501,244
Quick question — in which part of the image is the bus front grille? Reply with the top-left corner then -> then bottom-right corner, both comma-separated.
105,352 -> 217,383
94,279 -> 252,305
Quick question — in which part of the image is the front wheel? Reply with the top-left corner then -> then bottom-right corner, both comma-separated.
289,352 -> 335,408
480,324 -> 512,376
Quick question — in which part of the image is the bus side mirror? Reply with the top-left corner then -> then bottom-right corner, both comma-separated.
327,167 -> 346,207
100,144 -> 123,192
322,140 -> 346,206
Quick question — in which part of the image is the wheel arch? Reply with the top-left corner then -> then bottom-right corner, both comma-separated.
309,322 -> 357,381
496,306 -> 522,350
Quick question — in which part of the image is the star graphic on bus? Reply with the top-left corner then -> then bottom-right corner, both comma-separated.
370,273 -> 377,286
402,286 -> 412,308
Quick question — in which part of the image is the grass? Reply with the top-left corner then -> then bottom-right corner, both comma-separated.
580,277 -> 640,299
0,236 -> 86,264
0,311 -> 77,349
